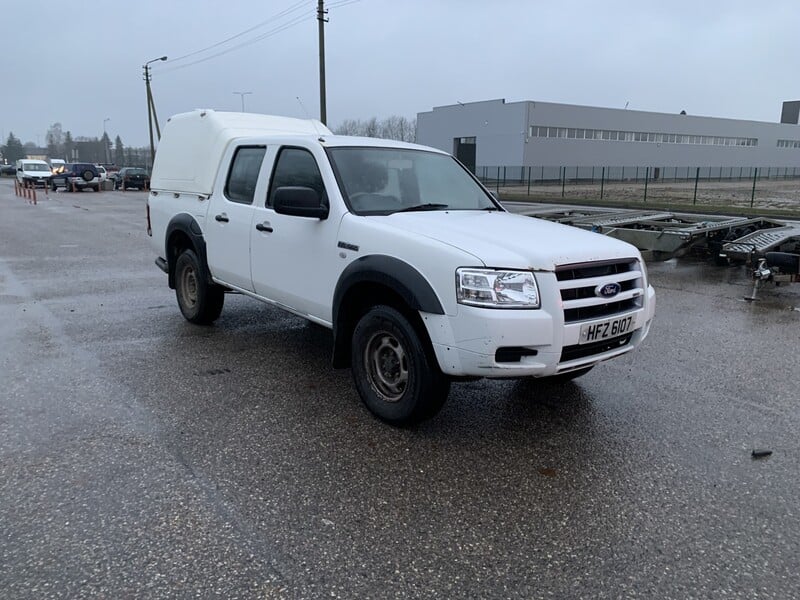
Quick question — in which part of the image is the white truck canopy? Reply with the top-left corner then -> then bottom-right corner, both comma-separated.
150,109 -> 332,196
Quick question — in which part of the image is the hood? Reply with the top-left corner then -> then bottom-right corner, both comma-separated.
385,210 -> 641,271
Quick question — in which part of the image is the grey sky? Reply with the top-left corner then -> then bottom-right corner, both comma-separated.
3,0 -> 799,149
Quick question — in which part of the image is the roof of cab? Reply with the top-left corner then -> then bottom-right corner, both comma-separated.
150,109 -> 333,195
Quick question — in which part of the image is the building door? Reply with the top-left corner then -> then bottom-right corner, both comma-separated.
453,137 -> 476,173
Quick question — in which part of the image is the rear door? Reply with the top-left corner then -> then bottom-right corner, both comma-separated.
204,144 -> 267,292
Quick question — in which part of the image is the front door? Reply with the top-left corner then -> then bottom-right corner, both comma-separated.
250,145 -> 342,322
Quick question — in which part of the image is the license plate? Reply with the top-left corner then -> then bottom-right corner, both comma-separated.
579,315 -> 634,344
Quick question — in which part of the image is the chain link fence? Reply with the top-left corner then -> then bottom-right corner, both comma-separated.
477,165 -> 800,213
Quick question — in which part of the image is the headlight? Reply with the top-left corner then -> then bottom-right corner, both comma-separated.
456,268 -> 540,309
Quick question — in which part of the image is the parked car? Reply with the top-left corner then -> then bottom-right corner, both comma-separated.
16,159 -> 52,187
115,167 -> 150,190
51,163 -> 101,192
105,166 -> 120,182
50,159 -> 67,174
0,164 -> 16,176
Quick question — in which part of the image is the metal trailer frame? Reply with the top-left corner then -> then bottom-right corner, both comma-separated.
511,204 -> 800,263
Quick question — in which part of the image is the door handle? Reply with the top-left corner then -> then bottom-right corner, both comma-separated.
255,222 -> 274,233
214,213 -> 229,223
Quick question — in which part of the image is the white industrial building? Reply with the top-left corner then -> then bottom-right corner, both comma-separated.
416,99 -> 800,179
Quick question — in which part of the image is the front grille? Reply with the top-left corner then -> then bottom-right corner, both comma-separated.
556,258 -> 644,323
560,333 -> 633,362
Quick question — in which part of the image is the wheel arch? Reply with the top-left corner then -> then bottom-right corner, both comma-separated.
165,214 -> 210,289
331,255 -> 444,368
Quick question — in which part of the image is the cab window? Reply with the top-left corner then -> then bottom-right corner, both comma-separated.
225,146 -> 266,205
267,147 -> 326,208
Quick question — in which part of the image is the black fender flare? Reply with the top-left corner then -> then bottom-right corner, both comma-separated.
165,214 -> 211,288
331,255 -> 444,367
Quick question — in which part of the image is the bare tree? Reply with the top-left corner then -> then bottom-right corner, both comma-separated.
46,123 -> 63,148
333,115 -> 416,142
335,119 -> 361,136
363,117 -> 379,138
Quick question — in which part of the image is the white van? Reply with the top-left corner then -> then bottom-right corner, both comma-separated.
16,159 -> 52,187
49,159 -> 67,174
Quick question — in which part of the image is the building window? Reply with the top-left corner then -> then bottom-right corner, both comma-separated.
530,125 -> 758,148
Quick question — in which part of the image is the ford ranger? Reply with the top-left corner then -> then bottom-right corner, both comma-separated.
147,110 -> 655,425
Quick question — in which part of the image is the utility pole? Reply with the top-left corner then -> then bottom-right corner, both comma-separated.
103,118 -> 110,164
143,55 -> 167,168
317,0 -> 328,125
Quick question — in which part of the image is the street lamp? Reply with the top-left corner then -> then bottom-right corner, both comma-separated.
144,55 -> 167,167
233,91 -> 252,112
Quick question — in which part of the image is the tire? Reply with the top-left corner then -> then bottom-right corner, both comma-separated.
351,305 -> 450,425
93,185 -> 100,192
81,170 -> 93,182
174,249 -> 224,325
543,366 -> 593,383
51,181 -> 58,191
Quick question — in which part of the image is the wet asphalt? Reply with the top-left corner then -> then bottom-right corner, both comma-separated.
1,178 -> 799,599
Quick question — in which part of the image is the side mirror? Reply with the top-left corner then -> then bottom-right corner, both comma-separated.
273,186 -> 328,219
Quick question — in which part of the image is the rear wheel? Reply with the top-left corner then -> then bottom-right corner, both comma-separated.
351,305 -> 449,425
174,249 -> 224,324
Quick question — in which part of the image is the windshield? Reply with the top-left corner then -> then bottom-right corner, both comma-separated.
327,147 -> 497,215
24,163 -> 50,172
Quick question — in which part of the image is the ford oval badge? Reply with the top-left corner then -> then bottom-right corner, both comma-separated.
596,282 -> 621,298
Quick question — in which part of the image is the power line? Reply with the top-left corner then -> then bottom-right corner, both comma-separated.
157,12 -> 314,75
152,0 -> 360,77
164,0 -> 308,66
327,0 -> 360,9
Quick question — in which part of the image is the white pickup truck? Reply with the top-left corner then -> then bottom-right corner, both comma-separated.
147,110 -> 655,425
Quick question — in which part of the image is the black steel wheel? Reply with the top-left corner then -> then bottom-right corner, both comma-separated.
351,305 -> 449,425
174,249 -> 224,325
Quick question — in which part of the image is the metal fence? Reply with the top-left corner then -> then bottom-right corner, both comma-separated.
476,165 -> 800,212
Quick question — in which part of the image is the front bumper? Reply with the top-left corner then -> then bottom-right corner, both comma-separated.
423,284 -> 655,378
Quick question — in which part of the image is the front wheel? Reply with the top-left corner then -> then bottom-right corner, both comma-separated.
351,305 -> 450,425
174,249 -> 224,324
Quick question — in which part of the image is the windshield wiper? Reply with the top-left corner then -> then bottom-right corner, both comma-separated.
394,203 -> 449,213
